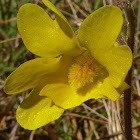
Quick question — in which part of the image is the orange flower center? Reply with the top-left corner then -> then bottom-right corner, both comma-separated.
68,51 -> 102,89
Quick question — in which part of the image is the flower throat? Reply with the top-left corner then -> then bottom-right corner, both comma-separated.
68,51 -> 102,89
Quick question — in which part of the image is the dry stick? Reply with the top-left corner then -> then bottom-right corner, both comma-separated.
72,2 -> 88,18
83,0 -> 91,13
9,123 -> 19,140
0,17 -> 16,24
29,130 -> 36,140
63,113 -> 107,124
102,99 -> 112,137
116,100 -> 123,140
89,120 -> 100,139
0,36 -> 21,44
67,0 -> 78,19
103,0 -> 106,6
82,103 -> 109,121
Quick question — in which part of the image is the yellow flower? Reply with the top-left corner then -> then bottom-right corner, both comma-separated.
4,0 -> 132,130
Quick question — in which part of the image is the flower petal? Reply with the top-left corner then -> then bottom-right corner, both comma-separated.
39,83 -> 103,109
78,5 -> 132,87
17,3 -> 79,58
117,81 -> 130,93
4,58 -> 61,94
39,72 -> 127,108
42,0 -> 75,35
16,88 -> 64,130
100,78 -> 121,101
99,45 -> 132,87
78,5 -> 123,58
39,66 -> 108,109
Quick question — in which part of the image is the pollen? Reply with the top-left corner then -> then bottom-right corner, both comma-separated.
68,51 -> 102,89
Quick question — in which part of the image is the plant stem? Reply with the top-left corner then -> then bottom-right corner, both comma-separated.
124,71 -> 132,140
113,0 -> 135,139
124,3 -> 135,140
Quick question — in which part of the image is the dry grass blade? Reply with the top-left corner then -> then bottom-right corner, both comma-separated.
0,17 -> 16,24
82,103 -> 108,121
0,36 -> 21,44
63,113 -> 107,124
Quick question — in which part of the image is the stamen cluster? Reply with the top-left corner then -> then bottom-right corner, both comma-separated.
68,51 -> 101,89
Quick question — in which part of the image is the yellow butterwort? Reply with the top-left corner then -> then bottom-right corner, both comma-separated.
4,0 -> 132,130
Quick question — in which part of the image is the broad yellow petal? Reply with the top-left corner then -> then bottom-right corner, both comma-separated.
16,88 -> 64,130
40,78 -> 128,109
39,83 -> 103,109
17,4 -> 79,58
101,80 -> 130,101
78,5 -> 123,59
4,58 -> 61,94
39,62 -> 108,109
78,5 -> 132,87
99,45 -> 132,88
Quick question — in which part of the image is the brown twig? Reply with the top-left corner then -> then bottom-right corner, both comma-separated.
0,17 -> 16,24
0,36 -> 21,44
29,130 -> 36,140
63,113 -> 108,124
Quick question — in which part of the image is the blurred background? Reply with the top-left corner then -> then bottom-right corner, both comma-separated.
0,0 -> 140,140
